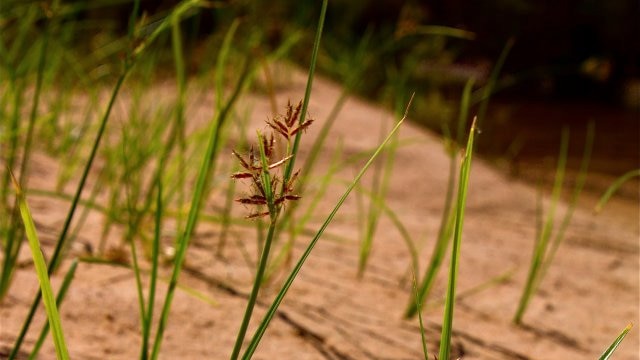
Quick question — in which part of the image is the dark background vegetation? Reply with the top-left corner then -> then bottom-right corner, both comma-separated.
7,0 -> 640,183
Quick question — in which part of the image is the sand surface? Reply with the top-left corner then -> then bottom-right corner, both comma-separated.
1,67 -> 638,359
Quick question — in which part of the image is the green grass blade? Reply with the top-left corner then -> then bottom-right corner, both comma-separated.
412,275 -> 429,360
10,172 -> 70,360
141,180 -> 163,360
598,323 -> 633,360
240,95 -> 414,360
438,118 -> 477,360
595,168 -> 640,213
28,259 -> 78,360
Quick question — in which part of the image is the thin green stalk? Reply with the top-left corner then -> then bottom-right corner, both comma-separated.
141,180 -> 162,360
438,119 -> 477,360
10,172 -> 70,360
412,275 -> 429,360
28,259 -> 78,360
240,95 -> 414,360
281,0 -> 328,186
229,220 -> 279,360
598,323 -> 633,360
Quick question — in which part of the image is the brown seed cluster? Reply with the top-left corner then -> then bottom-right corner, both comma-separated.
231,101 -> 312,219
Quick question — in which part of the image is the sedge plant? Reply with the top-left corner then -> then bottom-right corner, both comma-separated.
239,94 -> 415,360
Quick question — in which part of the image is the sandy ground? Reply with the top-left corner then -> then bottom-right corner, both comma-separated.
1,67 -> 638,359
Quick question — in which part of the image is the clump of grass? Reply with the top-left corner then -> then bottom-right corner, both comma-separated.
6,1 -> 208,357
513,122 -> 594,324
229,101 -> 312,359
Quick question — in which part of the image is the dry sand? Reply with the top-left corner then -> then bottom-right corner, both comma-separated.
1,67 -> 638,359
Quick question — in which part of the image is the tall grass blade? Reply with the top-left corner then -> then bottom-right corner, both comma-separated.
438,118 -> 477,360
240,94 -> 414,360
598,323 -> 633,360
281,0 -> 328,186
141,180 -> 163,360
10,171 -> 70,360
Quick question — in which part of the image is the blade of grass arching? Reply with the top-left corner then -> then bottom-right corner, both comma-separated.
150,55 -> 253,360
10,172 -> 70,360
141,180 -> 163,360
598,323 -> 633,360
438,118 -> 477,360
240,94 -> 414,360
537,121 -> 594,285
28,259 -> 78,360
281,0 -> 328,187
513,127 -> 570,324
595,168 -> 640,213
406,78 -> 474,318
